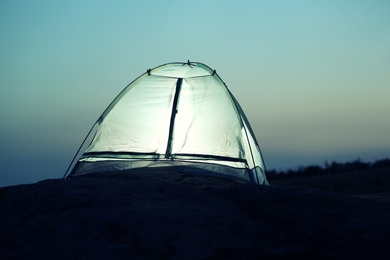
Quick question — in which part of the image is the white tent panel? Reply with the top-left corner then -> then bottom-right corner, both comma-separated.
86,76 -> 177,153
172,77 -> 244,159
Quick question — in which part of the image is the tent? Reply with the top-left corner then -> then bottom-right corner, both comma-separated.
64,61 -> 268,185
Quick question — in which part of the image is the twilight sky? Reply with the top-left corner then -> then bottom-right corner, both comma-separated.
1,0 -> 389,187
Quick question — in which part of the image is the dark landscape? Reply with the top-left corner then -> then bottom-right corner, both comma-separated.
269,158 -> 390,194
1,168 -> 389,259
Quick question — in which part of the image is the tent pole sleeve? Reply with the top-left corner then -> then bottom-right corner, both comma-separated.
165,78 -> 183,159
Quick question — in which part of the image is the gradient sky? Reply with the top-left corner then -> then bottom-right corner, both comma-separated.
1,0 -> 389,187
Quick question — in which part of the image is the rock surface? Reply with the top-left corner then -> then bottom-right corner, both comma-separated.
1,170 -> 389,259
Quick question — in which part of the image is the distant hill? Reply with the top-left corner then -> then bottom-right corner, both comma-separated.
268,158 -> 390,194
1,169 -> 389,259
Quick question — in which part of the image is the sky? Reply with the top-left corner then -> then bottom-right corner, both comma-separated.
1,0 -> 389,187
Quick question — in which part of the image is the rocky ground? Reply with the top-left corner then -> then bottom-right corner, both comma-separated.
1,169 -> 389,259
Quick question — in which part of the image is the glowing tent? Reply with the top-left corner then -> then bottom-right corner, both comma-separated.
64,61 -> 268,185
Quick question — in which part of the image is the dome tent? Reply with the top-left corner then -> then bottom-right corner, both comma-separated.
64,61 -> 268,185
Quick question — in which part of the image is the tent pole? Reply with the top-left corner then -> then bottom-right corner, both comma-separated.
63,121 -> 98,178
165,78 -> 183,159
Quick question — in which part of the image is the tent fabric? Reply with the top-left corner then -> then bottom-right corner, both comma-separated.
65,61 -> 268,185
